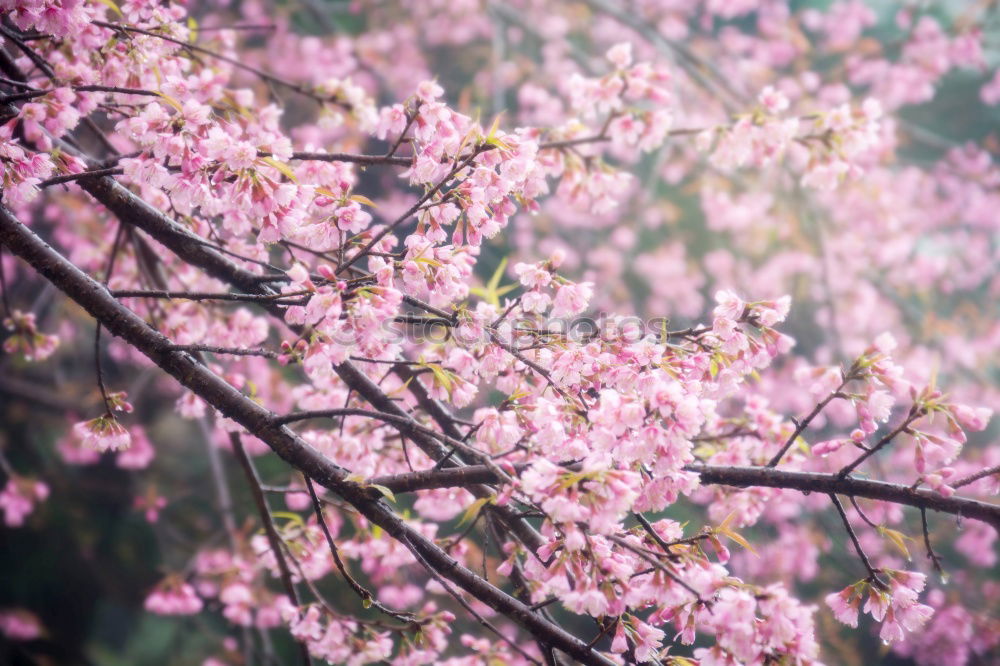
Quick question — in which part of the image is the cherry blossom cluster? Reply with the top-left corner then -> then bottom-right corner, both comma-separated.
826,569 -> 934,643
0,475 -> 49,527
696,87 -> 884,191
2,309 -> 59,361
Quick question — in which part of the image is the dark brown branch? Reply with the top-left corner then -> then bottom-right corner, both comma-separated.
39,167 -> 124,187
953,464 -> 1000,490
695,465 -> 1000,531
1,84 -> 161,104
78,175 -> 270,292
289,151 -> 411,167
633,512 -> 687,559
849,496 -> 879,530
274,407 -> 411,427
400,532 -> 541,665
169,344 -> 281,359
838,407 -> 925,478
0,205 -> 613,666
0,25 -> 56,79
112,288 -> 305,304
368,463 -> 1000,530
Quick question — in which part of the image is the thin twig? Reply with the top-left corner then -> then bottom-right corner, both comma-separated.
829,493 -> 887,589
336,146 -> 489,275
606,534 -> 707,604
400,533 -> 541,665
767,380 -> 849,467
91,20 -> 348,108
953,464 -> 1000,489
0,245 -> 11,317
230,433 -> 313,666
303,476 -> 416,622
838,407 -> 925,478
920,507 -> 945,576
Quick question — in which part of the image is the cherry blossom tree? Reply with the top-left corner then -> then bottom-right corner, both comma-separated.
0,0 -> 997,664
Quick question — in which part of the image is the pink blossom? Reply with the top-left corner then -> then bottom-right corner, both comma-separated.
812,438 -> 848,457
605,42 -> 633,69
2,310 -> 59,362
825,586 -> 860,627
0,478 -> 49,527
551,281 -> 593,317
145,580 -> 203,615
0,609 -> 42,641
758,85 -> 790,113
949,404 -> 992,432
73,414 -> 131,452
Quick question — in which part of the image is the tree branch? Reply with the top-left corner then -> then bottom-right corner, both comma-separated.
230,433 -> 313,666
368,463 -> 1000,530
0,204 -> 614,666
75,171 -> 547,555
829,493 -> 886,588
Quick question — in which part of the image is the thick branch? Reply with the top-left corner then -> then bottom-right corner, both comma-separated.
0,206 -> 613,666
289,151 -> 411,167
368,463 -> 1000,530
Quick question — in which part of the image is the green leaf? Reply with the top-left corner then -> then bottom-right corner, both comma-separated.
557,471 -> 589,490
487,257 -> 508,292
259,156 -> 299,182
495,283 -> 518,298
350,193 -> 378,208
485,112 -> 504,140
877,525 -> 913,560
154,91 -> 184,114
368,484 -> 396,504
721,528 -> 757,556
413,257 -> 443,267
94,0 -> 123,16
458,496 -> 494,526
470,257 -> 517,307
716,511 -> 758,555
271,511 -> 305,528
484,135 -> 512,150
425,363 -> 454,393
